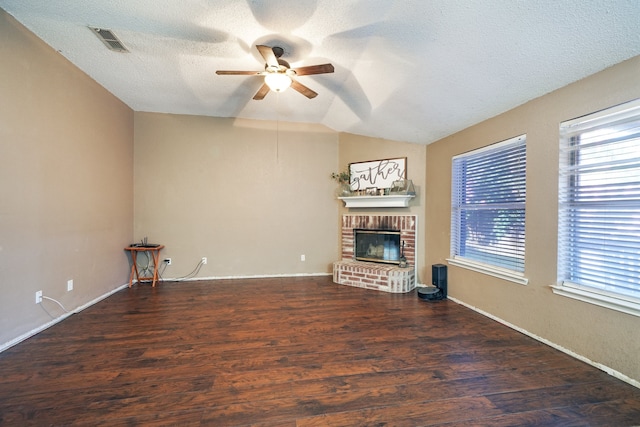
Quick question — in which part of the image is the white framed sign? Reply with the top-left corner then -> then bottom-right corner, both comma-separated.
349,157 -> 407,191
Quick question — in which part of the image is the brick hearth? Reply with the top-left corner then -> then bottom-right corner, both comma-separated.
333,215 -> 417,293
333,260 -> 415,293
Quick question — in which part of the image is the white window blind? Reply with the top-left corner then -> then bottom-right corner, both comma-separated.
451,135 -> 527,273
558,99 -> 640,305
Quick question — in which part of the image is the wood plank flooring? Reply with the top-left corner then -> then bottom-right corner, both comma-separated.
1,276 -> 639,426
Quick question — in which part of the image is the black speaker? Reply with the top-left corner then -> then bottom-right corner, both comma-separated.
431,264 -> 447,299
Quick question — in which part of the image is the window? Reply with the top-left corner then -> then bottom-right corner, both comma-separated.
555,99 -> 640,316
449,135 -> 527,284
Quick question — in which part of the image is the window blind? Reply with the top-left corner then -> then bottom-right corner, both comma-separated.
558,99 -> 640,301
451,135 -> 527,272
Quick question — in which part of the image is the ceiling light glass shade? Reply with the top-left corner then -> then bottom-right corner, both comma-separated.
264,73 -> 292,92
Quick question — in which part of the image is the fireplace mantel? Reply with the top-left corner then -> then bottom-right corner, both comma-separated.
338,195 -> 414,208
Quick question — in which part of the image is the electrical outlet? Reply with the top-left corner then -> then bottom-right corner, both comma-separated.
164,258 -> 172,265
201,257 -> 207,265
300,254 -> 306,261
67,279 -> 73,292
35,290 -> 42,304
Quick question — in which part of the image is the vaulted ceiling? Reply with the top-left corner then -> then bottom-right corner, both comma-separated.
2,0 -> 640,145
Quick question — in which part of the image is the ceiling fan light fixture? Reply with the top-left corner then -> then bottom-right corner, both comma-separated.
264,73 -> 292,92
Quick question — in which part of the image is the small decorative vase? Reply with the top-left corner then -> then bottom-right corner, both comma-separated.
335,183 -> 353,197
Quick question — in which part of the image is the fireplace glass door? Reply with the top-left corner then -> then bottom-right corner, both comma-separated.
354,229 -> 401,264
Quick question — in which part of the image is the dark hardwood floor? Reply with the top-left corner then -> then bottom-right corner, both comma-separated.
1,276 -> 639,426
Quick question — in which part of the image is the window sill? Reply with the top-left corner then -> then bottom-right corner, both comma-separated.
551,283 -> 640,318
446,258 -> 528,286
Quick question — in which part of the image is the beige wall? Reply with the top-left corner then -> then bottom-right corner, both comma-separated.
134,113 -> 340,277
426,55 -> 640,383
337,133 -> 427,283
0,11 -> 134,346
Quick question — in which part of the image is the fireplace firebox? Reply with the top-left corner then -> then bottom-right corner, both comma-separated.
354,229 -> 401,264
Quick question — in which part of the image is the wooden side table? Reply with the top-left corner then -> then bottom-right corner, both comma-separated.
124,245 -> 165,287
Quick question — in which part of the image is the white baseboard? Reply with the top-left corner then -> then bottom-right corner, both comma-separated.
0,283 -> 129,354
161,272 -> 333,281
448,296 -> 640,390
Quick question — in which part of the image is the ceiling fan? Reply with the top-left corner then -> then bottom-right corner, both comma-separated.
216,45 -> 334,100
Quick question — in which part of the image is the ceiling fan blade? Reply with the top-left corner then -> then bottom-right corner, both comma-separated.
216,70 -> 262,75
291,63 -> 335,76
256,45 -> 279,68
290,79 -> 318,99
253,83 -> 270,100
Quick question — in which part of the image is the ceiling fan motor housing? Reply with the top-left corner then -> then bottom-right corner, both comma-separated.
272,46 -> 285,58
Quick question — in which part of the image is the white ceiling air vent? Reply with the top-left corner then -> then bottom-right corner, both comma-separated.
89,27 -> 129,53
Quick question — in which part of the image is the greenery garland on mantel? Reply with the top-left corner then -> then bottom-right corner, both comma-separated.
330,170 -> 351,185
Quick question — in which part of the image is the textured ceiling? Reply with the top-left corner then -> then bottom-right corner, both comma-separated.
2,0 -> 640,145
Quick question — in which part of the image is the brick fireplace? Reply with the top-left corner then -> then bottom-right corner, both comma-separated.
333,215 -> 417,293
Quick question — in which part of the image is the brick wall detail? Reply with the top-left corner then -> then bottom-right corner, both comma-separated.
340,215 -> 416,265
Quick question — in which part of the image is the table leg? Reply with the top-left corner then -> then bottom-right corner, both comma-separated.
151,249 -> 161,287
130,251 -> 140,287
